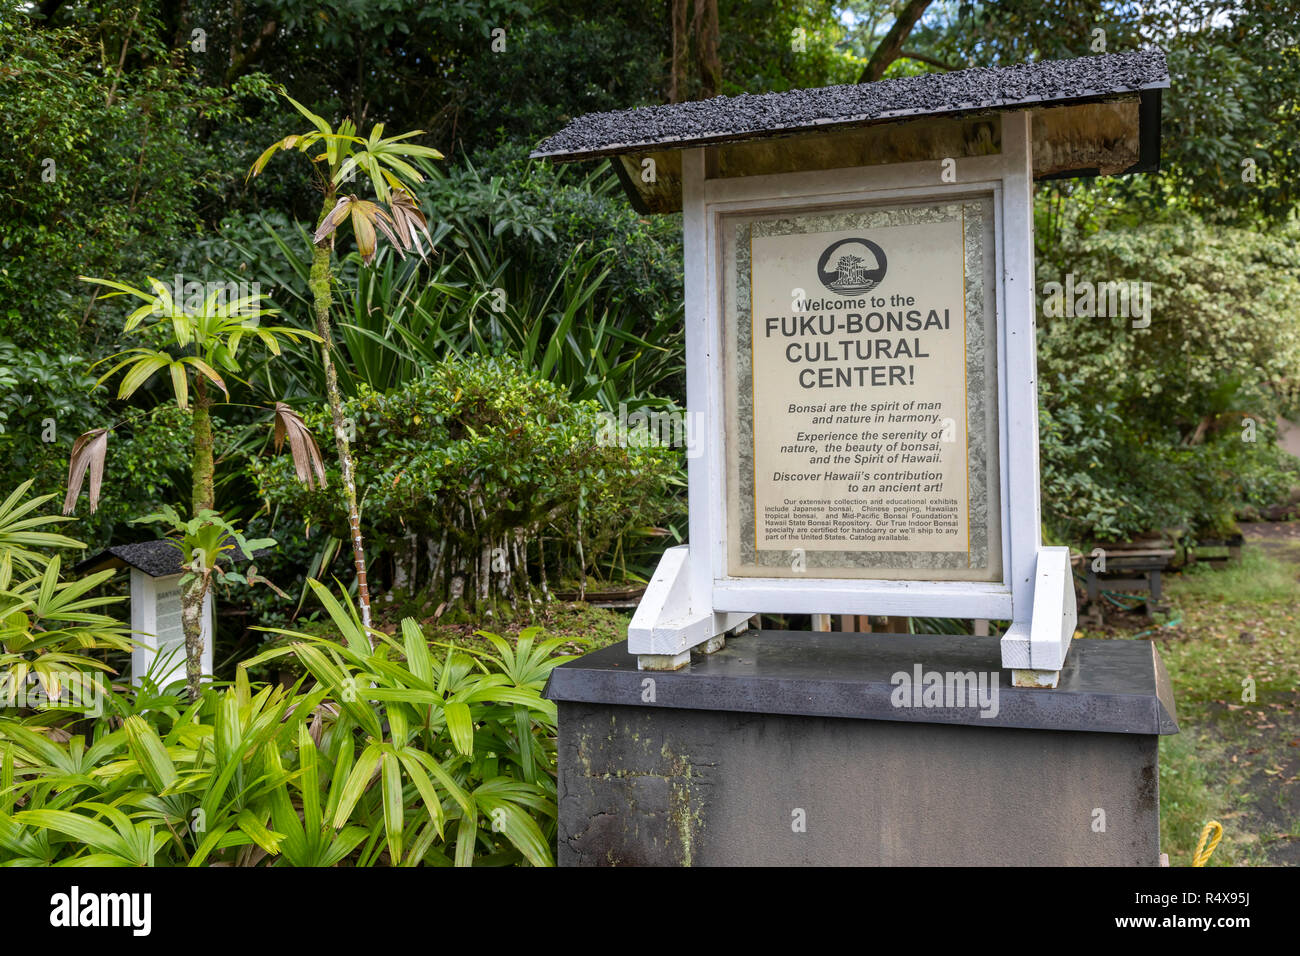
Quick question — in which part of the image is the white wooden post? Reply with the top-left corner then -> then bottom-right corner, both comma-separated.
129,570 -> 215,690
628,148 -> 751,670
996,112 -> 1076,686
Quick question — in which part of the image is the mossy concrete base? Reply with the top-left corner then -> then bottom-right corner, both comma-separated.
548,631 -> 1177,866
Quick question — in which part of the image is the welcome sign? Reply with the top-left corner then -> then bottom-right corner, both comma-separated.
724,198 -> 1002,581
533,59 -> 1163,677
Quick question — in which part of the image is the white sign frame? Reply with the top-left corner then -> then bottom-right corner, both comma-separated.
129,569 -> 214,690
628,113 -> 1074,683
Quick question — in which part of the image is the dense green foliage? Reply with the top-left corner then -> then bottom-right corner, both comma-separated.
0,483 -> 135,702
252,355 -> 678,610
0,352 -> 194,546
6,0 -> 1294,558
0,494 -> 565,866
0,1 -> 270,351
1037,203 -> 1300,542
0,604 -> 566,866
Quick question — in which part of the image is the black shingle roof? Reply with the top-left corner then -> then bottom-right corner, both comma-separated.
532,50 -> 1168,161
74,539 -> 259,578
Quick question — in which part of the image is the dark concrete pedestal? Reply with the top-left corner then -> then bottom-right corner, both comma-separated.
544,631 -> 1178,866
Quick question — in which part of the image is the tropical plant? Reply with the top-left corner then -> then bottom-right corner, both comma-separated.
130,505 -> 279,699
251,354 -> 679,613
226,212 -> 687,416
0,482 -> 134,714
245,582 -> 566,866
0,0 -> 274,355
1036,208 -> 1300,544
225,218 -> 467,404
0,480 -> 83,575
420,157 -> 688,410
0,583 -> 568,867
248,90 -> 444,633
63,275 -> 323,699
0,674 -> 324,866
391,239 -> 685,414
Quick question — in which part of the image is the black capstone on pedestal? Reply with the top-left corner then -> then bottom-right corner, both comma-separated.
544,632 -> 1177,866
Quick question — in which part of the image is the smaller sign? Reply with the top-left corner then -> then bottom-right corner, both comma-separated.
154,585 -> 186,657
130,571 -> 213,689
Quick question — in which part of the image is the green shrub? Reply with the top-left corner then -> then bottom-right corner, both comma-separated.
251,353 -> 678,611
0,1 -> 270,353
1037,210 -> 1300,543
0,482 -> 135,712
0,344 -> 211,548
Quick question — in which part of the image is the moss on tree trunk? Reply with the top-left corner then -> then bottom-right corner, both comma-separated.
181,574 -> 207,700
191,376 -> 214,513
184,375 -> 214,700
310,193 -> 373,635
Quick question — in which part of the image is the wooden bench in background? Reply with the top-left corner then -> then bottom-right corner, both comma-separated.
1082,547 -> 1175,624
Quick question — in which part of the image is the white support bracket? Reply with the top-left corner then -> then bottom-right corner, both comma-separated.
629,544 -> 751,670
999,546 -> 1077,688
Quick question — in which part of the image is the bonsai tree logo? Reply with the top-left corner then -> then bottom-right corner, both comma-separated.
816,238 -> 887,294
833,254 -> 868,288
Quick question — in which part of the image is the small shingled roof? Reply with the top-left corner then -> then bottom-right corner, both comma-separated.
532,50 -> 1168,162
74,539 -> 259,578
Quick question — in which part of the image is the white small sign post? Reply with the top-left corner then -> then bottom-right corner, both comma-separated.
129,570 -> 214,690
74,540 -> 217,691
533,51 -> 1168,688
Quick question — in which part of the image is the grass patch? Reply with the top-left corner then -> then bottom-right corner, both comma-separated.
1169,546 -> 1299,604
411,601 -> 630,660
1159,733 -> 1222,865
1089,538 -> 1300,866
1159,731 -> 1261,866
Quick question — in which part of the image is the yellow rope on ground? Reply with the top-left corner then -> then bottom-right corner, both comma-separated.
1192,821 -> 1223,866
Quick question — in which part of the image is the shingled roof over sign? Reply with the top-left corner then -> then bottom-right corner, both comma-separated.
74,539 -> 260,578
532,51 -> 1167,214
532,50 -> 1168,161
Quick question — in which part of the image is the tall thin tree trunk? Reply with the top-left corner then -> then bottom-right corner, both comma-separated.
576,495 -> 586,602
693,0 -> 721,99
183,376 -> 215,701
181,575 -> 207,700
668,0 -> 689,102
538,533 -> 549,599
310,194 -> 374,636
191,376 -> 214,513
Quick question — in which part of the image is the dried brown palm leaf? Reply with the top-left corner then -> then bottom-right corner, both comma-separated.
349,199 -> 403,264
312,196 -> 405,265
272,402 -> 328,490
388,188 -> 435,259
369,205 -> 403,255
312,196 -> 354,245
309,701 -> 339,747
63,428 -> 109,515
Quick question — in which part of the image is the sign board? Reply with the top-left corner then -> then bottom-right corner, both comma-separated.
129,570 -> 214,690
723,198 -> 1001,582
531,56 -> 1165,682
625,120 -> 1075,683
